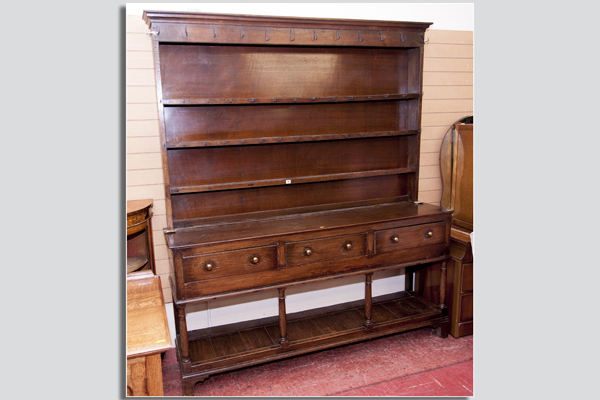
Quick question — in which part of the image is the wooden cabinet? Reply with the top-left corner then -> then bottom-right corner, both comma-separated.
440,122 -> 474,337
143,10 -> 452,395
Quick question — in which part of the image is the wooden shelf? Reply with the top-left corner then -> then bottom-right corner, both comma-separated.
162,93 -> 421,106
182,291 -> 444,372
171,196 -> 413,228
127,255 -> 149,273
171,168 -> 416,194
166,130 -> 419,149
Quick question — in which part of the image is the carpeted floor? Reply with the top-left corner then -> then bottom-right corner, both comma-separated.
161,327 -> 473,396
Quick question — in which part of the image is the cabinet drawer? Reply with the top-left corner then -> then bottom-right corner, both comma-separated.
286,233 -> 366,267
375,222 -> 445,254
183,245 -> 277,283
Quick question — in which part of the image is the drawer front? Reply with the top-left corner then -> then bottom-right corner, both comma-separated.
183,245 -> 277,283
375,222 -> 446,254
286,233 -> 367,267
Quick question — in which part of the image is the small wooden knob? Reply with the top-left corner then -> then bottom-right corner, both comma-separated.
391,235 -> 399,243
251,256 -> 260,264
205,262 -> 213,271
304,248 -> 313,256
344,242 -> 353,250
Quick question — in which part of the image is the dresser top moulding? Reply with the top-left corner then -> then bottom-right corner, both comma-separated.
142,10 -> 432,47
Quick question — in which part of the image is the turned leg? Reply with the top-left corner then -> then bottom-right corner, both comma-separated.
278,287 -> 289,348
176,303 -> 190,365
439,260 -> 448,311
364,273 -> 374,329
435,260 -> 450,339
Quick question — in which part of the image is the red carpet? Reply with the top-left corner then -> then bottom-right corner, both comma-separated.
161,327 -> 473,396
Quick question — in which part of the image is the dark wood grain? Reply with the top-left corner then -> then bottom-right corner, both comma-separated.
333,309 -> 364,330
210,332 -> 248,358
238,327 -> 276,351
181,292 -> 440,364
164,101 -> 405,144
286,233 -> 367,267
278,288 -> 289,347
151,23 -> 427,48
452,124 -> 473,231
143,10 -> 450,395
375,221 -> 446,254
439,121 -> 473,338
183,244 -> 448,299
167,136 -> 410,191
364,273 -> 374,329
171,202 -> 449,251
171,175 -> 408,223
445,241 -> 474,338
182,245 -> 278,284
188,337 -> 216,362
381,297 -> 422,319
159,45 -> 408,100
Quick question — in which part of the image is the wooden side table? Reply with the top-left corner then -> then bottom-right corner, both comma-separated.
127,199 -> 155,275
127,272 -> 171,396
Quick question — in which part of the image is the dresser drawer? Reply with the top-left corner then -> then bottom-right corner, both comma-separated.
183,245 -> 278,284
286,233 -> 367,267
375,222 -> 446,254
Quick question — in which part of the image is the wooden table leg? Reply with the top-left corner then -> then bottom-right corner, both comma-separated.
364,273 -> 374,329
145,353 -> 164,396
435,260 -> 450,338
176,303 -> 190,365
439,260 -> 448,310
278,287 -> 289,348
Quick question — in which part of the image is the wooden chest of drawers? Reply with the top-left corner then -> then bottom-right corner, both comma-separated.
143,10 -> 451,395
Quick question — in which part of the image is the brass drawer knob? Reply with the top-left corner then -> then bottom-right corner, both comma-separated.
391,235 -> 400,243
344,242 -> 353,250
304,247 -> 313,256
251,256 -> 260,264
205,262 -> 214,271
424,229 -> 434,238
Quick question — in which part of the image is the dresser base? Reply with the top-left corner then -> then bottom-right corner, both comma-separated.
175,291 -> 448,396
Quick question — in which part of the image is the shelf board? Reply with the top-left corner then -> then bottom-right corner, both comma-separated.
162,92 -> 421,106
183,291 -> 445,371
166,130 -> 419,149
127,256 -> 149,273
171,168 -> 416,195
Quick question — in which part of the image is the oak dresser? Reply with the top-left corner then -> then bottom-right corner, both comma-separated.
143,10 -> 452,395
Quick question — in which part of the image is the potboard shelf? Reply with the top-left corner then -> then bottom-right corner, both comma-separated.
181,291 -> 445,372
